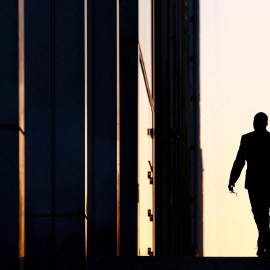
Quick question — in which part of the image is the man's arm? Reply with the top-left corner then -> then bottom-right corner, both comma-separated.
228,136 -> 246,190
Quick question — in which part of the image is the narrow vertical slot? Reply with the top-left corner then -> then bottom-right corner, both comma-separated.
19,132 -> 25,258
18,0 -> 25,259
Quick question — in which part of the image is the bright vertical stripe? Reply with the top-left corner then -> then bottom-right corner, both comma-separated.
18,0 -> 25,259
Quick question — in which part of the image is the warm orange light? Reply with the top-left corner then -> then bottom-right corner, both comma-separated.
18,0 -> 25,259
138,62 -> 154,256
19,132 -> 25,258
137,0 -> 154,256
201,0 -> 270,256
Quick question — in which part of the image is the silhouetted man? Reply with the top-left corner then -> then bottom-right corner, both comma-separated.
229,112 -> 270,257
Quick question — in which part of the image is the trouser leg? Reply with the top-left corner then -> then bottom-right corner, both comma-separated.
248,189 -> 269,252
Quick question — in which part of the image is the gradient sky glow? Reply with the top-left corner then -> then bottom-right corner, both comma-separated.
201,0 -> 270,256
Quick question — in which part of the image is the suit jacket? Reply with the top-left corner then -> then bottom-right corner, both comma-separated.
229,130 -> 270,189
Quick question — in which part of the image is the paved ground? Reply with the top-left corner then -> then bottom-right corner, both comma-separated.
88,256 -> 270,270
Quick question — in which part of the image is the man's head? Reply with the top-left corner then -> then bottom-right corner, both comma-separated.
253,112 -> 268,131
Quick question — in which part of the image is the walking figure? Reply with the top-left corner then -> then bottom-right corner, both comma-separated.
229,112 -> 270,257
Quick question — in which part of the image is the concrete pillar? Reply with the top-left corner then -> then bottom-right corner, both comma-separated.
25,1 -> 85,269
87,0 -> 118,257
155,0 -> 194,256
119,0 -> 139,256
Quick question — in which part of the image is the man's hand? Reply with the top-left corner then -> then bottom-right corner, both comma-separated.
228,184 -> 235,192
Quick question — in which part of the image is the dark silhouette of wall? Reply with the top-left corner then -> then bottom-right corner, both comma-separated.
0,1 -> 201,267
119,0 -> 139,256
25,1 -> 85,268
155,0 -> 202,256
86,0 -> 118,257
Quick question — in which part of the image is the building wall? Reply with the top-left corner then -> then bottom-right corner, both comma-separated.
25,1 -> 85,268
155,0 -> 202,256
119,0 -> 139,256
87,0 -> 118,257
189,0 -> 203,257
0,1 -> 201,267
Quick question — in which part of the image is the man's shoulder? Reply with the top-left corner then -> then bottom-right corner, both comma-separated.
241,132 -> 257,144
242,131 -> 270,140
242,132 -> 255,139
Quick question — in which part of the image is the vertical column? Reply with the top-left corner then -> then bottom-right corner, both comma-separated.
54,0 -> 85,268
87,0 -> 118,257
0,0 -> 25,268
155,0 -> 193,255
25,1 -> 85,268
119,0 -> 139,256
154,0 -> 171,256
189,0 -> 203,256
25,1 -> 53,268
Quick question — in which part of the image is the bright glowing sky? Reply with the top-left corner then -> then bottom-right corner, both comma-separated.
201,0 -> 270,256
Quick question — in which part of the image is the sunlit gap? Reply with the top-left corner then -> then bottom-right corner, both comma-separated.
19,0 -> 25,260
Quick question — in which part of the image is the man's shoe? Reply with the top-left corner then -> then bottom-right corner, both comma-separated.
257,248 -> 266,257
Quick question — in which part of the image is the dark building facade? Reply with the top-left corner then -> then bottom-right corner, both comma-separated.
0,0 -> 201,269
155,0 -> 202,256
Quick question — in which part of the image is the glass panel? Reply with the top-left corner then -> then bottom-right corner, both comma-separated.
139,0 -> 152,93
138,67 -> 153,255
55,0 -> 85,214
